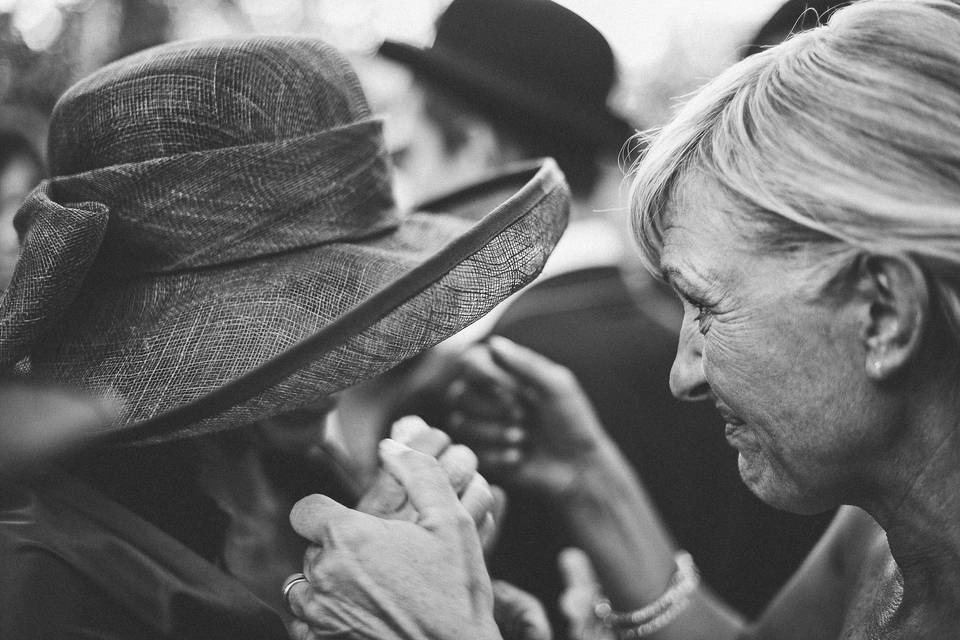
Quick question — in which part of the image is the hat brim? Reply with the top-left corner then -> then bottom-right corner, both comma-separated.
378,40 -> 636,152
30,159 -> 568,444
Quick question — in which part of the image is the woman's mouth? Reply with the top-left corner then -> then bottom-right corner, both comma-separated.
716,405 -> 747,442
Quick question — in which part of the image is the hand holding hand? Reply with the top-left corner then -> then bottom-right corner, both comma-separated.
285,438 -> 502,640
355,415 -> 503,548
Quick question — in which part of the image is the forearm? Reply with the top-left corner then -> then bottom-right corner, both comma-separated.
561,438 -> 747,640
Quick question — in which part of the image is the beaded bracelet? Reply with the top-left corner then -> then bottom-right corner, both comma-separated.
593,551 -> 700,638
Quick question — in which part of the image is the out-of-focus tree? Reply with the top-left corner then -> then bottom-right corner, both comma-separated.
0,0 -> 171,115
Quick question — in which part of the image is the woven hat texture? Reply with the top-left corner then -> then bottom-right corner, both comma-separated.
0,37 -> 569,442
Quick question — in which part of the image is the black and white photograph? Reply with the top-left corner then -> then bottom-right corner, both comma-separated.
1,1 -> 958,638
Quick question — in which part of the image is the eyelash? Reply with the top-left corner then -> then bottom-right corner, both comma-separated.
692,304 -> 712,335
679,293 -> 712,335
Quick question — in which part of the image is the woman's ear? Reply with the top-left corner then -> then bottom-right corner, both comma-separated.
858,253 -> 929,380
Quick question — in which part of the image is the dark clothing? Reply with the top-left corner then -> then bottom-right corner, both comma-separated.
488,266 -> 833,632
0,470 -> 288,639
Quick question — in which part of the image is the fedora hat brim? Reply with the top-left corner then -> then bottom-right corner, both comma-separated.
21,159 -> 568,443
379,40 -> 636,152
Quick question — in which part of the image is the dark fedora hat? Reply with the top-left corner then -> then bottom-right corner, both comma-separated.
0,37 -> 569,444
379,0 -> 635,152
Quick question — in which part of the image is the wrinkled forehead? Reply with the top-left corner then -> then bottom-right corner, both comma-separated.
659,169 -> 746,274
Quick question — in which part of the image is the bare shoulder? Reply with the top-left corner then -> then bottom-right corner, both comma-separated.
749,506 -> 884,640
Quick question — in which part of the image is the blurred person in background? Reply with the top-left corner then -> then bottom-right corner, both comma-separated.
0,105 -> 46,290
363,0 -> 836,629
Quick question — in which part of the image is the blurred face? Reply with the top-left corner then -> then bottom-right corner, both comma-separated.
0,155 -> 41,289
386,87 -> 463,209
661,175 -> 880,514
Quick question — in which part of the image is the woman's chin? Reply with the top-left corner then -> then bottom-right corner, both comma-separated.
738,454 -> 834,515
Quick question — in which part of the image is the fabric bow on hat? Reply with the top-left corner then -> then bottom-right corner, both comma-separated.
0,37 -> 569,443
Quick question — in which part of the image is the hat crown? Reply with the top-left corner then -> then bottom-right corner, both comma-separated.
48,38 -> 372,176
434,0 -> 616,108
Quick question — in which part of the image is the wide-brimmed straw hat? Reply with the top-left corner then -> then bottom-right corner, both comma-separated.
378,0 -> 635,153
0,37 -> 569,444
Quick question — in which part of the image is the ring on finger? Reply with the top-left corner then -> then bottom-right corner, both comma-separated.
281,572 -> 310,616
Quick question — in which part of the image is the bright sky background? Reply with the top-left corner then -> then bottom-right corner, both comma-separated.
163,0 -> 791,125
552,0 -> 787,124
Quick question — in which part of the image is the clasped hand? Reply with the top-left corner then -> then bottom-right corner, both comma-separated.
283,416 -> 549,640
445,335 -> 613,499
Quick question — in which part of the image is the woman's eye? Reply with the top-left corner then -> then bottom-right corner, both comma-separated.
693,304 -> 712,335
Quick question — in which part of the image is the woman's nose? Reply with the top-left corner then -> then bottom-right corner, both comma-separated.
669,322 -> 710,401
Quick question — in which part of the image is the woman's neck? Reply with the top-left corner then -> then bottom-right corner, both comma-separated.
864,391 -> 960,611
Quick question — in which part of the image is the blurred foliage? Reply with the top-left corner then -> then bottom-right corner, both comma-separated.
0,0 -> 170,115
0,0 -> 444,118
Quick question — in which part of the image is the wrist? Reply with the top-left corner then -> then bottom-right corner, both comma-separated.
555,436 -> 636,505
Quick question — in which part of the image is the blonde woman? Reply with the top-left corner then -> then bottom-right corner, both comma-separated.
285,1 -> 960,638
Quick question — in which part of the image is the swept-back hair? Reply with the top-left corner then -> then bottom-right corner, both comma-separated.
630,0 -> 960,336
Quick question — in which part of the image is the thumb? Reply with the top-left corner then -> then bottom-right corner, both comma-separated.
492,580 -> 552,640
289,493 -> 357,544
378,438 -> 461,524
487,335 -> 572,397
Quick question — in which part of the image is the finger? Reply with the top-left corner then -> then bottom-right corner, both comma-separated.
492,580 -> 553,640
478,513 -> 496,550
390,415 -> 430,444
283,575 -> 315,622
302,544 -> 323,577
477,447 -> 524,473
480,486 -> 507,554
357,419 -> 453,518
354,470 -> 408,518
378,438 -> 461,523
487,335 -> 577,397
558,547 -> 599,590
459,473 -> 495,525
491,485 -> 507,524
450,346 -> 524,419
437,443 -> 478,495
458,344 -> 521,398
446,382 -> 523,422
289,493 -> 357,544
286,619 -> 314,640
391,416 -> 451,456
448,419 -> 528,448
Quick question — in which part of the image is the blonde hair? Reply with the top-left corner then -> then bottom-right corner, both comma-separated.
630,0 -> 960,336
